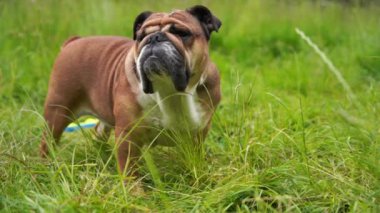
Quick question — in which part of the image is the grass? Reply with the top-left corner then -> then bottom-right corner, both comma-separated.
1,0 -> 380,212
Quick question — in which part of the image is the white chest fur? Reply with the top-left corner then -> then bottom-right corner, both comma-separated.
137,77 -> 207,131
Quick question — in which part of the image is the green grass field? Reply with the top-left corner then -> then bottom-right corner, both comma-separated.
1,0 -> 380,212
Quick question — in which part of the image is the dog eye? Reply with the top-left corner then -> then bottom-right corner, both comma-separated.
169,26 -> 192,38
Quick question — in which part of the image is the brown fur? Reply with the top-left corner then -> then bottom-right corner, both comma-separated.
41,7 -> 221,180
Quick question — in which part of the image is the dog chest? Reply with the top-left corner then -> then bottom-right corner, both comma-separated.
137,90 -> 207,131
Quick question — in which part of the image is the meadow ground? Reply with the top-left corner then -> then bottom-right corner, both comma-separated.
1,0 -> 380,212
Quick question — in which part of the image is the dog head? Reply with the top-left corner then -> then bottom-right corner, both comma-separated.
132,5 -> 221,94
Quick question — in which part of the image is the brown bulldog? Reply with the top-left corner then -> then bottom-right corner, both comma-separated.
40,5 -> 221,178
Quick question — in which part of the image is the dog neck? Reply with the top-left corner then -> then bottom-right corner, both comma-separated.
137,74 -> 206,131
124,52 -> 207,130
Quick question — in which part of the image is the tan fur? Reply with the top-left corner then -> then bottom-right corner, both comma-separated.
40,8 -> 221,180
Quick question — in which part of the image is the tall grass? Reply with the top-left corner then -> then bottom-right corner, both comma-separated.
1,0 -> 380,211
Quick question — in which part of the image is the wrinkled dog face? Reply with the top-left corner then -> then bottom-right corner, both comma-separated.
133,6 -> 221,94
137,24 -> 188,93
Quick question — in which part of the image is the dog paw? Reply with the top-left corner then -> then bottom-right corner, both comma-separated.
129,181 -> 146,197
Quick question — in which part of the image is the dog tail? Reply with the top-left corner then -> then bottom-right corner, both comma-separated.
61,36 -> 81,48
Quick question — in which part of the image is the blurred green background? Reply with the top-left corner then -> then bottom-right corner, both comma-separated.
0,0 -> 379,212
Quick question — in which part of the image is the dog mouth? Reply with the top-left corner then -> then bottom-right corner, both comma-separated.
138,42 -> 189,94
142,55 -> 165,76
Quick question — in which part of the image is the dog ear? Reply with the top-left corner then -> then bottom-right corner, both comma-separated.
133,11 -> 152,40
187,5 -> 222,40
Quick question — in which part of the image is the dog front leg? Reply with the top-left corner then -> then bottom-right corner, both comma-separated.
114,126 -> 146,195
115,126 -> 142,178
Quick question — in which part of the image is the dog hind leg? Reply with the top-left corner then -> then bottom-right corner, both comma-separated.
40,105 -> 74,158
95,122 -> 111,141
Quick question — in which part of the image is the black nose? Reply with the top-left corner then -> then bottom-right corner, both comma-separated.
147,32 -> 168,44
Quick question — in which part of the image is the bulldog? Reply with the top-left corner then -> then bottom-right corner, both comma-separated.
40,5 -> 221,178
